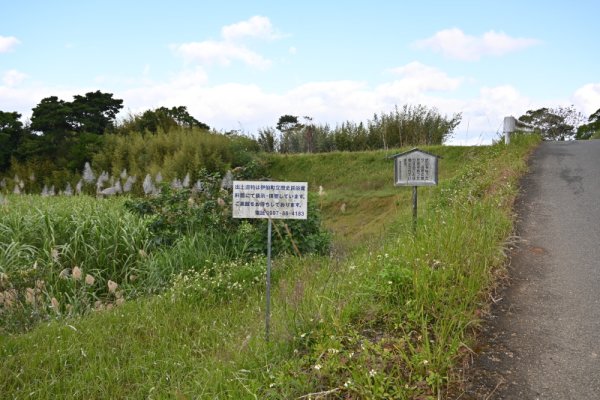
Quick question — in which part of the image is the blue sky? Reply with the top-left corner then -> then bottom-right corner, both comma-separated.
1,0 -> 599,144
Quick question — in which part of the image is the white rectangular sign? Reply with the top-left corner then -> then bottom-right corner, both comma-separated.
232,180 -> 308,219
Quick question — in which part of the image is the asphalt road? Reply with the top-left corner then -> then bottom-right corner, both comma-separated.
464,140 -> 600,399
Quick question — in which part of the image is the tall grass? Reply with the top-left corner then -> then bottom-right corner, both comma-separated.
92,128 -> 259,188
0,196 -> 151,332
273,104 -> 462,153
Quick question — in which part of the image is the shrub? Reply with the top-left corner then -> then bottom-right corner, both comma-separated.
125,170 -> 331,257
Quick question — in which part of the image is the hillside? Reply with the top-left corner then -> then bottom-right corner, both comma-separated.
266,145 -> 486,246
0,134 -> 540,399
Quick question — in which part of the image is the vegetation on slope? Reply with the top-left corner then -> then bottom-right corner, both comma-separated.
0,133 -> 540,399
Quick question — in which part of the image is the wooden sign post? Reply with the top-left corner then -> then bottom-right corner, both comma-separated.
390,148 -> 440,234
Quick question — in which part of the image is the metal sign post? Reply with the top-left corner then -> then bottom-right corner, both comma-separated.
266,218 -> 272,341
232,181 -> 308,342
412,185 -> 417,234
389,148 -> 440,235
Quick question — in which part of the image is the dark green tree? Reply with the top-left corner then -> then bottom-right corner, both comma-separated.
30,96 -> 73,155
519,106 -> 584,141
166,106 -> 210,130
30,96 -> 72,134
276,114 -> 301,132
116,106 -> 209,134
28,91 -> 123,170
576,108 -> 600,140
0,111 -> 24,170
31,91 -> 123,137
276,115 -> 303,153
70,90 -> 123,134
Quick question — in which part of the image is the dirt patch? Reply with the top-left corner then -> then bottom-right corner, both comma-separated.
528,246 -> 546,255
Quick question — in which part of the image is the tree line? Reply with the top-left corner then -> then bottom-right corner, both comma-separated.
0,92 -> 463,190
4,89 -> 598,195
0,91 -> 210,175
517,105 -> 600,141
258,105 -> 462,153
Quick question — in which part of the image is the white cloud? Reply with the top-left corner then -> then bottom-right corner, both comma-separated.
572,83 -> 600,116
172,16 -> 281,69
0,84 -> 84,119
0,62 -> 538,145
386,61 -> 463,94
2,69 -> 28,86
454,85 -> 534,143
288,46 -> 297,55
414,28 -> 540,61
173,40 -> 271,69
221,15 -> 281,41
0,35 -> 20,53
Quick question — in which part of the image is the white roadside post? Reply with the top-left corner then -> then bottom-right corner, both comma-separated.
390,148 -> 440,234
503,116 -> 517,145
232,181 -> 308,341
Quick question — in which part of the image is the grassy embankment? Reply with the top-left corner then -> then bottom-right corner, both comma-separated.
0,134 -> 540,399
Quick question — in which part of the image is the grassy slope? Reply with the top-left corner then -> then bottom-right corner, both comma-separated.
265,145 -> 476,247
0,135 -> 540,399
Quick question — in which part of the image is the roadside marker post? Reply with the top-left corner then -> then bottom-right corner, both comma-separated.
232,181 -> 308,342
389,148 -> 440,234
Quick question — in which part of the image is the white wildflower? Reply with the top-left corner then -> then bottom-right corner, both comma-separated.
123,176 -> 136,193
85,274 -> 95,285
72,266 -> 82,280
220,171 -> 233,189
25,288 -> 36,304
64,182 -> 73,196
143,174 -> 154,195
83,162 -> 95,183
171,178 -> 183,190
107,280 -> 118,293
193,180 -> 203,192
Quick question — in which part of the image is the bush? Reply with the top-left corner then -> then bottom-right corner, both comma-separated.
125,170 -> 331,257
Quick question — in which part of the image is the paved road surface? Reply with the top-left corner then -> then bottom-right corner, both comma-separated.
465,140 -> 600,399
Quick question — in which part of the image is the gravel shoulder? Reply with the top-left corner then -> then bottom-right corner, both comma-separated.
462,141 -> 600,399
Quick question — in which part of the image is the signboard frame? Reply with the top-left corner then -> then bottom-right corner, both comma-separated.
389,148 -> 441,234
232,180 -> 308,220
392,148 -> 439,187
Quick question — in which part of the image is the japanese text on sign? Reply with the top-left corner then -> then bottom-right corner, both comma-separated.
405,158 -> 431,181
232,181 -> 308,219
394,150 -> 438,186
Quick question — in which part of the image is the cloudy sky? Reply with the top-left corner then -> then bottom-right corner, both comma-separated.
1,0 -> 599,144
